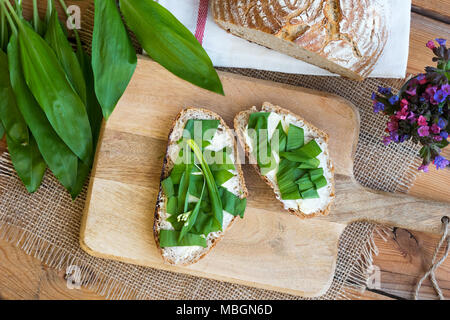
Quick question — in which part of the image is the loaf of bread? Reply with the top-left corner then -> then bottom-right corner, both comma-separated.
212,0 -> 388,80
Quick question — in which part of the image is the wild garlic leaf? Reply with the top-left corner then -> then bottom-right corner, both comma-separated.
159,230 -> 207,248
286,124 -> 304,151
119,0 -> 224,95
219,187 -> 247,218
18,21 -> 93,164
92,0 -> 137,120
187,139 -> 223,231
0,49 -> 29,145
183,119 -> 220,142
213,169 -> 234,186
45,10 -> 87,104
0,10 -> 9,51
7,134 -> 46,193
7,34 -> 78,190
179,178 -> 205,241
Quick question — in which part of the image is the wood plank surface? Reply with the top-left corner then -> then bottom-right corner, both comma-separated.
0,7 -> 449,300
412,0 -> 450,21
81,59 -> 361,297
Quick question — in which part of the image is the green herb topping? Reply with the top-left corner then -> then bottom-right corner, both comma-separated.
159,120 -> 246,248
247,112 -> 329,201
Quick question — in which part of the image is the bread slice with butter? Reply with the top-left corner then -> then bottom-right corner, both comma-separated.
154,108 -> 248,266
234,102 -> 335,219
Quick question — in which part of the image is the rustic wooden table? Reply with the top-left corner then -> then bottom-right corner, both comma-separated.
0,0 -> 449,300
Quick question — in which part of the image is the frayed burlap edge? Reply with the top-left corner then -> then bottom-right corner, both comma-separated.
1,153 -> 387,300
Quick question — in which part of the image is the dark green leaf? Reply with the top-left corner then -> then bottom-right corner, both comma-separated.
77,50 -> 103,148
0,122 -> 4,138
0,49 -> 29,145
177,166 -> 193,214
166,197 -> 178,215
170,163 -> 188,185
280,140 -> 322,162
7,34 -> 78,191
179,178 -> 206,241
188,171 -> 204,199
249,113 -> 272,168
277,162 -> 304,200
17,21 -> 93,164
213,169 -> 234,186
68,48 -> 106,200
183,119 -> 220,143
271,121 -> 287,153
301,188 -> 320,199
45,10 -> 87,104
309,168 -> 324,180
159,230 -> 207,248
219,187 -> 247,218
208,149 -> 236,171
298,158 -> 320,169
296,175 -> 314,191
297,140 -> 322,158
162,176 -> 175,197
279,151 -> 310,162
1,9 -> 9,51
248,112 -> 270,130
286,124 -> 304,151
120,0 -> 223,95
7,133 -> 46,193
92,0 -> 137,119
436,139 -> 449,149
191,211 -> 220,236
312,176 -> 327,190
187,139 -> 223,231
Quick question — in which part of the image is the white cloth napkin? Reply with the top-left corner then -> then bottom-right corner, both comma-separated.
158,0 -> 411,78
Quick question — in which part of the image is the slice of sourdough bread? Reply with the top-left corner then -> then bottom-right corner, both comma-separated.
234,102 -> 335,219
154,108 -> 248,266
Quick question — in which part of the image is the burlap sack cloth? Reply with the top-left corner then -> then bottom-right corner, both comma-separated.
0,2 -> 425,300
0,73 -> 423,300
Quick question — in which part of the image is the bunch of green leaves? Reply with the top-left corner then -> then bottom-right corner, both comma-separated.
0,0 -> 222,197
159,120 -> 246,248
92,0 -> 223,120
247,112 -> 329,200
0,0 -> 101,197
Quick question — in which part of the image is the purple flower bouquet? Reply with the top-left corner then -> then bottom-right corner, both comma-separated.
371,38 -> 449,172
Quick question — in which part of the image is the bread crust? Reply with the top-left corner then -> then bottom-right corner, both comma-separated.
154,108 -> 248,266
212,0 -> 388,80
234,102 -> 335,219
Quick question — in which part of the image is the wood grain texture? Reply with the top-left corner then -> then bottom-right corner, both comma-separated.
81,56 -> 359,297
81,57 -> 449,298
407,13 -> 450,75
412,0 -> 450,21
0,238 -> 103,300
0,8 -> 449,300
372,228 -> 450,300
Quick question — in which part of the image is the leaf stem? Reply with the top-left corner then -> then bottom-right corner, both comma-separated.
0,0 -> 18,35
32,0 -> 39,32
187,139 -> 223,230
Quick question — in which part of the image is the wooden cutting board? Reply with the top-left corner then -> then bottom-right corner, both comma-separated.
81,56 -> 449,297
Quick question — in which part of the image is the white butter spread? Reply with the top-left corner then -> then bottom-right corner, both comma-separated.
245,112 -> 333,215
